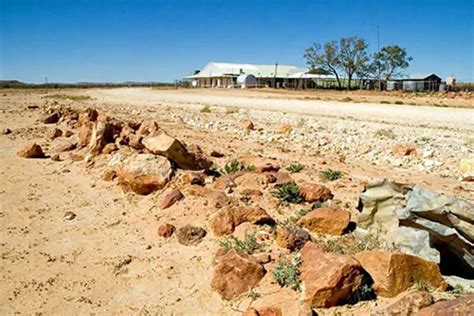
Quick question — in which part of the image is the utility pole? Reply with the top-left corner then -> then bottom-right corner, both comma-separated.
274,62 -> 278,88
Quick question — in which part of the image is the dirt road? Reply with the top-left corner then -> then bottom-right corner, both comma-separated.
89,88 -> 474,130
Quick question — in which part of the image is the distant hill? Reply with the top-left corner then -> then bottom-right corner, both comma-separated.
0,80 -> 175,89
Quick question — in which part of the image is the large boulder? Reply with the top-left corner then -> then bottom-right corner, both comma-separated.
357,179 -> 474,278
211,249 -> 265,300
355,250 -> 447,297
297,208 -> 350,235
209,206 -> 274,236
116,154 -> 173,195
300,242 -> 366,308
418,294 -> 474,316
17,143 -> 45,158
184,185 -> 232,208
142,133 -> 212,170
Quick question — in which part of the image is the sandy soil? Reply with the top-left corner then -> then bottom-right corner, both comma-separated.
0,88 -> 473,315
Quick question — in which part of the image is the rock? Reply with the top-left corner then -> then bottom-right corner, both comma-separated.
299,183 -> 333,202
275,225 -> 311,251
300,242 -> 366,308
297,208 -> 350,235
213,172 -> 244,190
211,249 -> 265,300
50,153 -> 61,161
460,158 -> 474,182
354,250 -> 447,297
142,133 -> 212,170
2,128 -> 12,135
17,143 -> 45,158
243,307 -> 282,316
128,134 -> 144,150
48,128 -> 63,139
136,120 -> 159,137
58,141 -> 77,152
88,119 -> 121,155
209,206 -> 274,236
63,211 -> 76,220
78,108 -> 98,126
376,290 -> 433,315
160,188 -> 184,209
42,111 -> 60,124
116,154 -> 173,195
64,130 -> 74,137
418,294 -> 474,316
234,172 -> 276,191
269,172 -> 294,187
184,185 -> 232,208
182,170 -> 207,185
158,223 -> 176,238
392,143 -> 417,156
78,122 -> 94,147
357,179 -> 474,278
278,124 -> 293,135
250,158 -> 280,173
241,120 -> 254,130
102,169 -> 116,181
176,225 -> 207,245
102,143 -> 118,154
210,150 -> 224,158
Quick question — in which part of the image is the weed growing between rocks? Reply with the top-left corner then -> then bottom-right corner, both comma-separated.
220,233 -> 261,255
345,281 -> 376,305
221,159 -> 255,174
449,284 -> 467,297
272,182 -> 304,203
247,288 -> 261,301
273,253 -> 302,291
319,168 -> 343,181
374,128 -> 396,139
200,105 -> 212,113
286,163 -> 305,173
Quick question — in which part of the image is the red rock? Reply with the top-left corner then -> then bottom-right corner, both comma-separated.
102,170 -> 117,181
48,128 -> 63,139
252,158 -> 280,173
78,122 -> 93,147
393,143 -> 417,156
176,225 -> 206,245
42,111 -> 60,124
213,172 -> 245,190
299,183 -> 333,202
297,208 -> 350,235
354,250 -> 447,297
128,134 -> 144,150
184,185 -> 232,208
78,108 -> 98,126
158,223 -> 176,238
269,172 -> 293,187
211,249 -> 265,300
275,225 -> 311,251
241,120 -> 254,130
142,132 -> 212,170
116,154 -> 173,195
418,294 -> 474,316
64,130 -> 74,137
17,143 -> 45,158
209,206 -> 274,236
300,242 -> 365,308
378,290 -> 433,315
278,124 -> 293,134
50,153 -> 61,161
182,170 -> 207,185
243,307 -> 282,316
136,120 -> 159,137
160,189 -> 184,209
210,150 -> 224,158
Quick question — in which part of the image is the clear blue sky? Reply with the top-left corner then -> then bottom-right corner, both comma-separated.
1,0 -> 473,83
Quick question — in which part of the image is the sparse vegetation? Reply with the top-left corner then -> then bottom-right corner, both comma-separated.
225,106 -> 239,114
346,282 -> 376,305
286,163 -> 305,173
319,168 -> 343,181
200,105 -> 212,113
44,94 -> 91,101
341,97 -> 353,102
220,233 -> 261,255
273,253 -> 302,291
221,159 -> 255,174
380,100 -> 390,104
247,288 -> 261,301
450,284 -> 466,296
375,128 -> 396,139
394,100 -> 404,105
272,182 -> 304,203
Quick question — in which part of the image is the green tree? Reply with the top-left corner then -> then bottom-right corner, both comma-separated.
373,45 -> 412,81
304,41 -> 342,89
339,36 -> 370,89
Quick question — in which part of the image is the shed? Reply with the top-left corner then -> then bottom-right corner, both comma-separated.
236,74 -> 257,88
401,74 -> 442,92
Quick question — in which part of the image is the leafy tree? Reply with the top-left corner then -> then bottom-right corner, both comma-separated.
338,36 -> 369,89
372,45 -> 412,81
304,41 -> 342,89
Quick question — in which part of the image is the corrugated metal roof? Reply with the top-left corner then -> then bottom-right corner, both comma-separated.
187,62 -> 306,79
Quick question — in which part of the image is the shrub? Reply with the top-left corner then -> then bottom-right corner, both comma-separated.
341,97 -> 353,102
319,168 -> 343,181
244,164 -> 256,172
200,105 -> 211,113
286,163 -> 305,173
273,253 -> 302,290
450,284 -> 466,296
272,182 -> 304,203
394,100 -> 404,105
222,159 -> 254,174
247,288 -> 261,301
374,128 -> 396,139
380,100 -> 390,104
220,233 -> 261,255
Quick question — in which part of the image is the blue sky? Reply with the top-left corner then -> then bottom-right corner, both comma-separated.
1,0 -> 473,83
